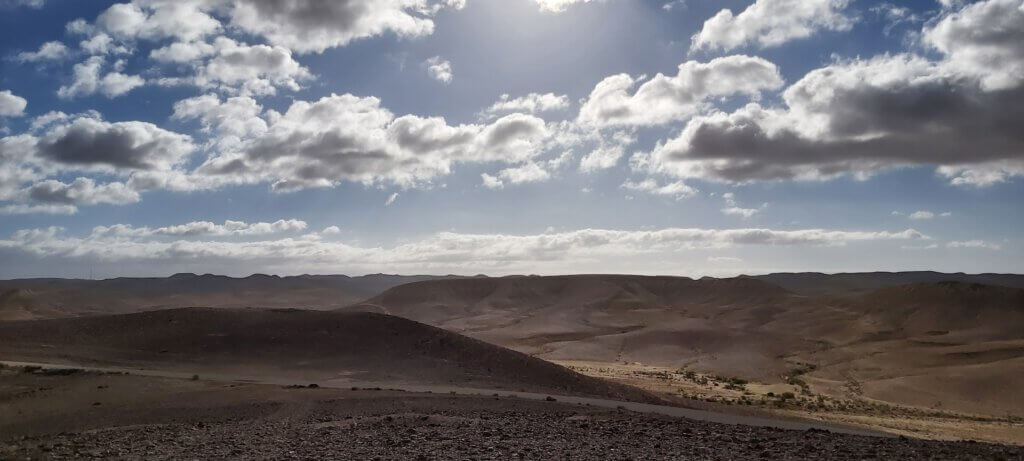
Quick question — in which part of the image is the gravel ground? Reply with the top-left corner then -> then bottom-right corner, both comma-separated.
5,394 -> 1024,460
2,372 -> 1023,460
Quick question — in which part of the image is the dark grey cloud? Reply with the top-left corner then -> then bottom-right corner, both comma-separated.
26,178 -> 139,205
36,117 -> 194,171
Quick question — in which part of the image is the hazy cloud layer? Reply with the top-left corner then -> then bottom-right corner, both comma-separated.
1,223 -> 931,275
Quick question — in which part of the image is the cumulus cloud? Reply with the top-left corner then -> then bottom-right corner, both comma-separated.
639,4 -> 1024,188
424,56 -> 452,84
32,115 -> 195,171
924,0 -> 1024,91
75,0 -> 467,56
16,41 -> 69,62
483,93 -> 570,117
222,0 -> 464,54
577,55 -> 783,128
172,93 -> 268,143
0,112 -> 198,211
0,90 -> 27,117
620,178 -> 697,200
196,37 -> 310,95
0,224 -> 930,273
188,93 -> 549,191
691,0 -> 853,52
95,0 -> 221,43
57,56 -> 145,98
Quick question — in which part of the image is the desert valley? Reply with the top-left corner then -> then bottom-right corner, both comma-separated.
2,272 -> 1023,458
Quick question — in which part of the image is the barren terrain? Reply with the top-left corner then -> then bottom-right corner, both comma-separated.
2,272 -> 1023,449
347,275 -> 1024,443
3,369 -> 1021,460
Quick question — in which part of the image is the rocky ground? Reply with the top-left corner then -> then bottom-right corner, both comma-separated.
2,372 -> 1022,460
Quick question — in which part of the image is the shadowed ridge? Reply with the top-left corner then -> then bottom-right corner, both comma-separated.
0,307 -> 659,403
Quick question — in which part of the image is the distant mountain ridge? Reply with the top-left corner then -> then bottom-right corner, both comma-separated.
0,273 -> 464,321
749,271 -> 1024,296
3,271 -> 1024,321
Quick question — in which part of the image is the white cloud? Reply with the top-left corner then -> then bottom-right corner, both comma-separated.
424,56 -> 453,84
483,93 -> 570,117
57,56 -> 145,99
577,55 -> 783,128
663,1 -> 686,12
78,33 -> 130,55
481,173 -> 504,189
0,90 -> 27,117
25,178 -> 140,206
480,162 -> 552,189
321,225 -> 342,235
75,0 -> 468,57
621,178 -> 697,200
500,162 -> 550,185
172,93 -> 268,144
533,0 -> 602,13
150,40 -> 215,63
691,0 -> 853,52
0,204 -> 77,215
91,219 -> 308,238
223,0 -> 464,54
925,0 -> 1024,91
386,192 -> 399,206
720,192 -> 760,218
94,0 -> 221,43
947,240 -> 1002,250
189,93 -> 550,191
907,210 -> 953,220
579,130 -> 635,172
16,41 -> 69,62
638,49 -> 1024,186
186,37 -> 311,96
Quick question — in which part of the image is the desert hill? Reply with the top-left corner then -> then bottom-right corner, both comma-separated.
0,273 -> 459,321
347,275 -> 1024,418
0,307 -> 654,402
345,275 -> 818,379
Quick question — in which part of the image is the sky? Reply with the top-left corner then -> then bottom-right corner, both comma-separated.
0,0 -> 1022,278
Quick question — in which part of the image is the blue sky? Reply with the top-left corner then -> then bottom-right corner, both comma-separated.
0,0 -> 1022,278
